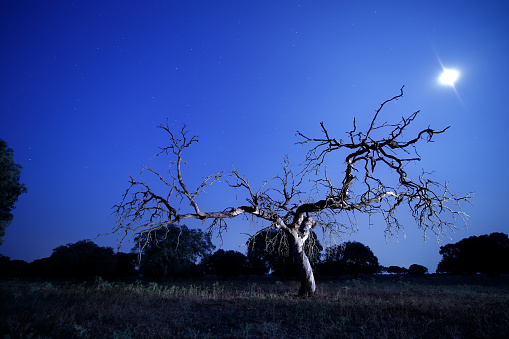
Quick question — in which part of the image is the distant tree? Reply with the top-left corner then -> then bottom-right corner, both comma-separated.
0,140 -> 27,244
0,255 -> 28,277
205,249 -> 247,278
49,240 -> 117,278
245,244 -> 270,276
115,252 -> 138,277
408,264 -> 428,276
318,241 -> 381,278
437,232 -> 509,275
385,265 -> 408,274
133,224 -> 214,279
113,88 -> 472,295
27,257 -> 54,277
246,229 -> 322,280
0,254 -> 9,274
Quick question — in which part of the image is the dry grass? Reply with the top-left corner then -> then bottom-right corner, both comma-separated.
1,276 -> 508,338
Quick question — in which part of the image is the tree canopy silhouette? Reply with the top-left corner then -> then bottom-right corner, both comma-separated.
1,242 -> 136,279
0,139 -> 27,245
48,240 -> 117,278
246,228 -> 322,280
385,265 -> 408,274
132,224 -> 214,279
437,232 -> 509,275
0,255 -> 29,278
113,87 -> 472,296
204,249 -> 248,278
318,241 -> 381,278
408,264 -> 428,276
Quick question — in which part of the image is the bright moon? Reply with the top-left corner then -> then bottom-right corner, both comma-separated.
440,69 -> 459,86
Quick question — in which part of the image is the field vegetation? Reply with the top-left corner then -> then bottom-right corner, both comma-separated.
1,275 -> 508,338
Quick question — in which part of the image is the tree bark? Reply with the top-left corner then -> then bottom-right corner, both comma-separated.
290,231 -> 316,296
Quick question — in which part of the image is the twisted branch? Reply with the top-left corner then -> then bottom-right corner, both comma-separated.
112,88 -> 472,249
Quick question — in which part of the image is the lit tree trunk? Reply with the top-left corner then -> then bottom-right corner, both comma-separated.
289,229 -> 316,296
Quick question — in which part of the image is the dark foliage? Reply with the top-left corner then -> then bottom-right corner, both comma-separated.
437,232 -> 509,275
133,224 -> 214,279
27,257 -> 58,278
1,242 -> 136,279
247,229 -> 322,280
408,264 -> 428,276
204,249 -> 248,278
317,241 -> 381,278
0,140 -> 27,245
245,245 -> 270,276
385,265 -> 408,274
114,252 -> 138,277
0,255 -> 28,277
48,240 -> 118,278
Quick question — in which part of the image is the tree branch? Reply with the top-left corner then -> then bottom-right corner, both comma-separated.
112,88 -> 472,251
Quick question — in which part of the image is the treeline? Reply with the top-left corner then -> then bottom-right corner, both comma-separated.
0,241 -> 137,279
1,227 -> 508,280
437,232 -> 509,275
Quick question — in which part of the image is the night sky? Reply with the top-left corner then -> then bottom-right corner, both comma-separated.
1,1 -> 508,272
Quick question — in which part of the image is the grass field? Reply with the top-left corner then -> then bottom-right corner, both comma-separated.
1,275 -> 508,338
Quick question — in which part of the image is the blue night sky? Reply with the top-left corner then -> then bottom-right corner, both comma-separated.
1,0 -> 508,272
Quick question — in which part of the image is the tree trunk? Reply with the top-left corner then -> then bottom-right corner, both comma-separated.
290,232 -> 316,296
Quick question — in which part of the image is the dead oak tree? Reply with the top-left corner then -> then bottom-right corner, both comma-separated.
113,87 -> 472,296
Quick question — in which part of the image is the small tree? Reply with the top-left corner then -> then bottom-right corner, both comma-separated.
113,87 -> 471,296
133,224 -> 214,279
408,264 -> 428,276
0,255 -> 29,277
385,265 -> 408,274
205,249 -> 247,278
245,243 -> 270,276
0,140 -> 27,244
319,241 -> 381,278
49,240 -> 117,278
246,229 -> 322,280
115,252 -> 138,277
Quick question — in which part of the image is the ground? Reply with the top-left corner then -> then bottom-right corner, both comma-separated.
1,275 -> 508,338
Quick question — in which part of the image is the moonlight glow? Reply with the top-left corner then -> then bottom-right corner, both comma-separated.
440,69 -> 459,86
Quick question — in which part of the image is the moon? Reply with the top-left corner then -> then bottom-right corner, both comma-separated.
439,69 -> 459,86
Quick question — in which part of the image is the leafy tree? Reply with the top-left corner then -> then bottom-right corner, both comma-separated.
113,88 -> 472,296
408,264 -> 428,276
385,265 -> 408,274
318,241 -> 381,278
27,257 -> 56,277
115,252 -> 138,277
437,232 -> 509,275
0,255 -> 29,277
0,140 -> 27,244
205,249 -> 247,278
17,247 -> 134,278
247,228 -> 322,280
133,224 -> 214,279
49,240 -> 117,278
0,254 -> 9,274
245,244 -> 270,276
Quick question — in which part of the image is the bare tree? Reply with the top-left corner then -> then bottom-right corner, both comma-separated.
113,87 -> 472,296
